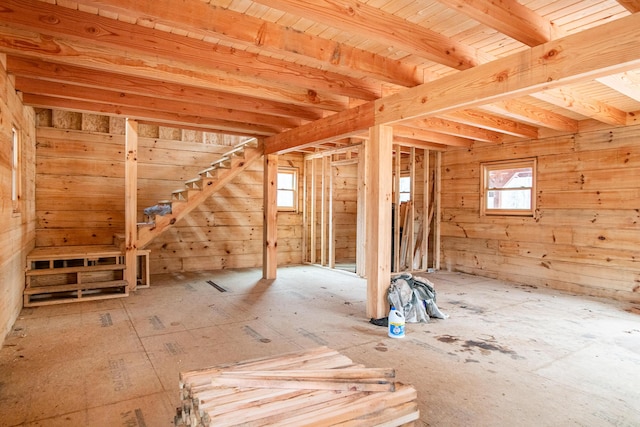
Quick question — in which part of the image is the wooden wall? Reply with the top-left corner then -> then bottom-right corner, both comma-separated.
35,112 -> 304,274
441,124 -> 640,303
0,55 -> 36,345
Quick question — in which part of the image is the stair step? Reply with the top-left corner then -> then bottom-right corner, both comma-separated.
198,166 -> 219,179
185,177 -> 202,190
224,145 -> 245,157
211,156 -> 231,168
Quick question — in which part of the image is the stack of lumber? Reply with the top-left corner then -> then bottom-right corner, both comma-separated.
175,346 -> 419,427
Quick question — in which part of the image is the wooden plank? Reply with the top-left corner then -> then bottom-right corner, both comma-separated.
263,154 -> 278,279
356,144 -> 367,277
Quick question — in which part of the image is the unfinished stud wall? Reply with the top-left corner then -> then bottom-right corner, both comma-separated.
0,55 -> 36,344
35,110 -> 303,274
441,124 -> 640,303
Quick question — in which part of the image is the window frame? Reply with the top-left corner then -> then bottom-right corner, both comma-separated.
480,158 -> 536,217
276,167 -> 298,212
11,126 -> 21,214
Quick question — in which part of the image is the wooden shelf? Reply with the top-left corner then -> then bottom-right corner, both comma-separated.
24,245 -> 150,307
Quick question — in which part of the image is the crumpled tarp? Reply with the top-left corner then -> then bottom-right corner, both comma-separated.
387,273 -> 448,323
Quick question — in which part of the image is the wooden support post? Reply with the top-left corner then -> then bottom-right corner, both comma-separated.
310,158 -> 317,264
263,154 -> 278,279
124,119 -> 138,291
365,125 -> 393,319
328,161 -> 335,269
302,159 -> 308,263
422,150 -> 430,270
356,145 -> 367,277
392,144 -> 400,273
434,151 -> 442,270
320,156 -> 328,266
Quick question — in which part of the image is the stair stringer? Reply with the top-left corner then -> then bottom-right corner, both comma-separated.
136,142 -> 264,249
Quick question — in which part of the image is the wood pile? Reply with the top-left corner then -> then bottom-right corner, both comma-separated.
175,346 -> 419,426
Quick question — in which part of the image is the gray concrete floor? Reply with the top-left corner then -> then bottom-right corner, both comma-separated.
1,265 -> 639,426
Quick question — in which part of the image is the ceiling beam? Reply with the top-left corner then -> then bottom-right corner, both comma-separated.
252,0 -> 493,70
481,98 -> 579,132
405,117 -> 503,143
436,0 -> 564,46
70,0 -> 422,88
616,0 -> 640,13
443,110 -> 538,138
0,0 -> 382,101
531,87 -> 630,126
265,12 -> 640,152
0,25 -> 349,111
23,94 -> 280,136
15,77 -> 300,131
393,125 -> 475,147
7,56 -> 325,121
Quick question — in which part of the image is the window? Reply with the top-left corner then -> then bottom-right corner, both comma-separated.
11,126 -> 21,214
277,168 -> 298,211
481,158 -> 536,216
399,176 -> 411,202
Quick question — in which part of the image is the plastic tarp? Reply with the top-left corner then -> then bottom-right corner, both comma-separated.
387,273 -> 448,323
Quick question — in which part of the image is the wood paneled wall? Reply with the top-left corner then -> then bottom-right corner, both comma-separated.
441,124 -> 640,303
35,112 -> 304,275
0,55 -> 36,345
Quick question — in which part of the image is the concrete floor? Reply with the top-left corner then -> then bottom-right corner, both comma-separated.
1,265 -> 639,426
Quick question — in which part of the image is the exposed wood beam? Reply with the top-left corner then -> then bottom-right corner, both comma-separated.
0,0 -> 380,101
266,12 -> 640,151
436,0 -> 564,46
6,56 -> 325,121
15,77 -> 301,131
531,88 -> 629,126
374,12 -> 640,125
394,126 -> 475,147
392,136 -> 452,152
597,71 -> 640,103
617,0 -> 640,13
70,0 -> 422,88
265,103 -> 375,154
252,0 -> 492,70
263,154 -> 278,280
443,110 -> 539,138
124,118 -> 138,291
0,25 -> 348,111
406,117 -> 504,143
481,98 -> 579,132
23,94 -> 280,136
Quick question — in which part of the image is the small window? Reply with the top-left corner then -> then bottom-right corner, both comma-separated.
481,158 -> 536,216
277,168 -> 298,211
399,176 -> 411,202
11,126 -> 21,214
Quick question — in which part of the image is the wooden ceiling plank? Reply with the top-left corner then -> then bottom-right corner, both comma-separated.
531,87 -> 629,126
6,56 -> 325,121
436,0 -> 564,46
251,0 -> 493,70
14,76 -> 300,131
0,0 -> 382,101
23,93 -> 280,136
0,25 -> 349,111
71,0 -> 422,87
442,109 -> 539,138
481,99 -> 579,132
596,72 -> 640,103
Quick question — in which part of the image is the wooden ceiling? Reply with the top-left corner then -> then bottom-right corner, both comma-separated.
1,0 -> 640,153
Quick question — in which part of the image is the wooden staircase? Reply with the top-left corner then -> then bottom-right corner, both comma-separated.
137,138 -> 263,249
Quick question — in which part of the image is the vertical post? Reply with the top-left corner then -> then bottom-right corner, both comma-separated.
124,119 -> 138,291
356,145 -> 367,277
434,151 -> 442,270
320,155 -> 328,266
392,144 -> 400,273
365,125 -> 393,319
422,150 -> 430,270
263,154 -> 278,279
328,161 -> 335,269
302,159 -> 308,263
408,147 -> 416,270
310,158 -> 317,264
